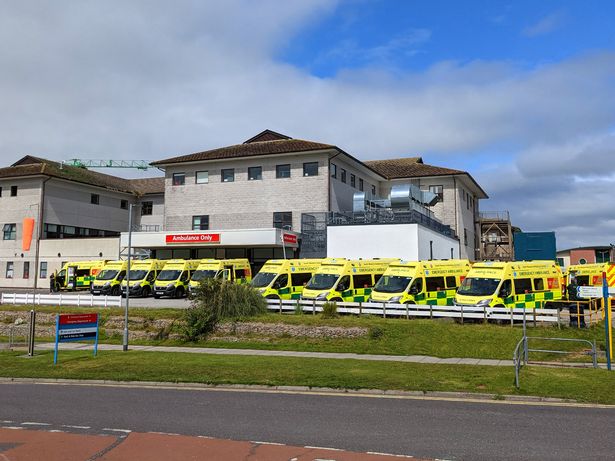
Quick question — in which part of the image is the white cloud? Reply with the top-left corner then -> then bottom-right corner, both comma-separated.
522,10 -> 566,37
0,1 -> 613,249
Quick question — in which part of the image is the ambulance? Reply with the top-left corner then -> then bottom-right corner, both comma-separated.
251,259 -> 323,299
51,260 -> 107,292
153,259 -> 201,299
301,258 -> 396,302
565,262 -> 615,299
370,259 -> 472,305
120,259 -> 167,298
188,259 -> 252,294
90,260 -> 127,296
455,260 -> 563,308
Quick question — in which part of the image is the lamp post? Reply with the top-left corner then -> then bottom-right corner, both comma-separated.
123,204 -> 133,352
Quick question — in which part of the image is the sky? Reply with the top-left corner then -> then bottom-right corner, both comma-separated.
1,0 -> 614,250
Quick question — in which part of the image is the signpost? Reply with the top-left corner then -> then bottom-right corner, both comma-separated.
54,313 -> 99,365
603,273 -> 612,371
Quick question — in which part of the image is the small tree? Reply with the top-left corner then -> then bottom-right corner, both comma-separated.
181,278 -> 267,341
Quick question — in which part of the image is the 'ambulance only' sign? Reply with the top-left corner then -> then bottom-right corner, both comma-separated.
165,233 -> 221,244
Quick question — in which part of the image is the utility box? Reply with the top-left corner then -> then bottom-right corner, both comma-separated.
513,231 -> 556,261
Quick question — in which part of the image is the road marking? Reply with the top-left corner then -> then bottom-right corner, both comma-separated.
102,428 -> 132,433
21,422 -> 51,426
62,425 -> 91,429
2,427 -> 24,430
0,421 -> 14,424
305,446 -> 343,451
48,430 -> 65,433
251,441 -> 285,446
368,452 -> 415,458
28,380 -> 615,410
147,431 -> 180,436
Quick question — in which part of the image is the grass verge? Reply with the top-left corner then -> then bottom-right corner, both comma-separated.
1,350 -> 614,404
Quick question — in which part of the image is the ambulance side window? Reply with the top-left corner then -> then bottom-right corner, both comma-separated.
499,280 -> 512,298
533,278 -> 544,291
274,274 -> 288,289
117,270 -> 126,281
291,273 -> 311,286
576,275 -> 589,285
146,272 -> 155,282
445,276 -> 457,289
426,276 -> 445,292
374,273 -> 383,284
514,278 -> 532,294
409,278 -> 423,294
180,271 -> 188,282
353,274 -> 371,288
337,275 -> 350,291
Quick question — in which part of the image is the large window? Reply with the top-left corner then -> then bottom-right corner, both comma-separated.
514,278 -> 532,295
196,171 -> 209,184
429,185 -> 444,202
90,194 -> 99,205
371,185 -> 376,196
340,168 -> 347,183
350,174 -> 356,188
248,166 -> 262,181
331,163 -> 337,179
42,223 -> 119,239
303,162 -> 318,177
141,201 -> 153,216
273,212 -> 292,230
120,199 -> 128,210
192,215 -> 209,230
276,164 -> 291,179
172,173 -> 186,186
222,168 -> 235,182
5,262 -> 14,279
23,261 -> 30,279
3,224 -> 16,240
0,186 -> 2,197
11,186 -> 17,197
40,261 -> 48,279
359,178 -> 364,191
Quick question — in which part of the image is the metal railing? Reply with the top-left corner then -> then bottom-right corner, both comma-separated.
514,336 -> 598,388
1,292 -> 121,308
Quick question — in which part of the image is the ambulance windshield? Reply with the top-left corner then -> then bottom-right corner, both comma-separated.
127,270 -> 148,280
157,270 -> 181,281
457,277 -> 500,296
96,270 -> 118,281
373,275 -> 412,293
306,273 -> 339,290
251,272 -> 277,287
191,270 -> 218,281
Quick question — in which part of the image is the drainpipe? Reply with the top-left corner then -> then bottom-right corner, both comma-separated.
453,176 -> 461,258
33,177 -> 51,289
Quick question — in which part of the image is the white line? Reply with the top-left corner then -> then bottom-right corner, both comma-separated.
147,431 -> 180,436
21,422 -> 51,426
2,426 -> 24,430
251,441 -> 285,446
0,421 -> 14,424
305,446 -> 343,451
61,425 -> 91,429
48,430 -> 65,433
367,452 -> 415,458
102,428 -> 132,433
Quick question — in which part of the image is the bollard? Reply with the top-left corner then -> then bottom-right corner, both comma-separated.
28,309 -> 36,357
460,304 -> 464,324
279,298 -> 282,315
405,303 -> 409,320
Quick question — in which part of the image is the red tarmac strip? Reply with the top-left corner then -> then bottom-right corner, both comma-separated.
0,428 -> 428,460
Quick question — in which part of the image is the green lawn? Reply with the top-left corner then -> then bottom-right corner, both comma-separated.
1,350 -> 614,404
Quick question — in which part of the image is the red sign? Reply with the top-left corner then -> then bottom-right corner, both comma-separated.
283,233 -> 298,245
59,313 -> 99,325
165,233 -> 221,244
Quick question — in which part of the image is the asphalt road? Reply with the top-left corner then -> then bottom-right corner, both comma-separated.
1,382 -> 613,461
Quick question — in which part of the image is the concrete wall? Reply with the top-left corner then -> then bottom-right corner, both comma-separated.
135,193 -> 164,230
329,157 -> 380,212
327,223 -> 460,260
163,151 -> 331,232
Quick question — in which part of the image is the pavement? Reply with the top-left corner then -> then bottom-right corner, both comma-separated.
36,341 -> 516,366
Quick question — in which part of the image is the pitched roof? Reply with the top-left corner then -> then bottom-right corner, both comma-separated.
129,177 -> 165,195
2,156 -> 163,196
150,131 -> 336,166
364,157 -> 488,198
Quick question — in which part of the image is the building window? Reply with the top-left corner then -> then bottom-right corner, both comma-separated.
303,162 -> 318,177
5,262 -> 14,279
141,201 -> 153,216
0,187 -> 2,196
359,178 -> 364,192
90,194 -> 99,205
3,224 -> 16,240
340,169 -> 346,183
40,261 -> 48,279
172,173 -> 186,186
371,185 -> 376,196
273,212 -> 292,230
196,171 -> 209,184
579,258 -> 587,265
331,163 -> 337,179
464,228 -> 468,246
120,200 -> 128,210
276,164 -> 291,179
350,174 -> 356,188
192,215 -> 209,230
222,168 -> 235,182
23,261 -> 30,279
429,185 -> 444,202
248,166 -> 262,181
11,186 -> 17,196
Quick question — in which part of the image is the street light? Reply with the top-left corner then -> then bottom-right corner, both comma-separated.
123,204 -> 133,352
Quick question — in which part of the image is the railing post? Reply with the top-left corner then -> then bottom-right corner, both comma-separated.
460,304 -> 464,324
382,303 -> 386,319
483,305 -> 487,324
359,302 -> 362,316
557,305 -> 561,329
510,307 -> 514,327
592,340 -> 597,368
523,336 -> 528,364
279,298 -> 282,314
312,299 -> 315,315
405,303 -> 409,320
27,309 -> 36,357
577,302 -> 580,329
533,306 -> 537,327
429,304 -> 433,319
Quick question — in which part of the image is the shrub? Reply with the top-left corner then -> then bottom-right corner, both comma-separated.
181,278 -> 267,341
369,326 -> 384,340
321,301 -> 338,319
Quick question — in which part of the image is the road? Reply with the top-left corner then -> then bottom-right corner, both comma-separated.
1,382 -> 613,460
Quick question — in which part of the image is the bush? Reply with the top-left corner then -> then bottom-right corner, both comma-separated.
369,326 -> 384,340
321,301 -> 338,319
181,278 -> 267,341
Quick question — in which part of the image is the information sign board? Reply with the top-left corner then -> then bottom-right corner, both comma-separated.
54,313 -> 99,364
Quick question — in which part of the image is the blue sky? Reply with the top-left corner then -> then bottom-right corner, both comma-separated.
0,1 -> 614,249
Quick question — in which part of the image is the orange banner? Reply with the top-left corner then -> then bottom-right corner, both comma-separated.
22,218 -> 35,251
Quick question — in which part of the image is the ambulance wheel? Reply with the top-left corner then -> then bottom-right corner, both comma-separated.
544,302 -> 554,309
404,301 -> 416,305
331,297 -> 343,302
266,295 -> 280,300
142,286 -> 151,298
175,287 -> 185,299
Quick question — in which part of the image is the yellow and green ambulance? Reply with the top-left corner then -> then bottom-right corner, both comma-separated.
301,258 -> 396,302
455,260 -> 563,308
90,260 -> 127,296
188,259 -> 252,294
564,262 -> 615,299
120,259 -> 167,298
370,259 -> 472,305
153,259 -> 200,299
251,259 -> 322,299
52,260 -> 107,292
